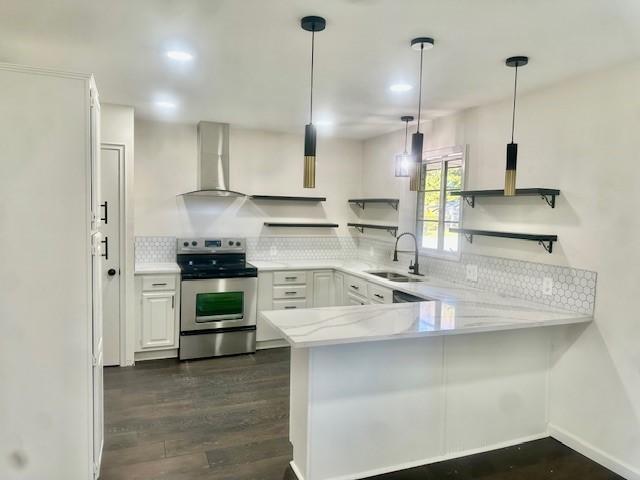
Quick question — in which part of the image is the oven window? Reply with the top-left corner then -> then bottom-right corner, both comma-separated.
196,292 -> 244,321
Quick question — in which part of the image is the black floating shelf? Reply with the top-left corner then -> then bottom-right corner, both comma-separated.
348,222 -> 398,237
450,228 -> 558,253
264,222 -> 339,228
251,195 -> 326,202
451,188 -> 560,208
348,198 -> 399,210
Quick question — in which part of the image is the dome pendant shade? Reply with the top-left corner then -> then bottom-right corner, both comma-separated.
504,56 -> 528,196
304,123 -> 317,188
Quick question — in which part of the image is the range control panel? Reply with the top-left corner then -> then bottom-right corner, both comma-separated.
177,238 -> 246,254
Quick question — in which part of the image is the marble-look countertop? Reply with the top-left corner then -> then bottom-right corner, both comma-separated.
134,262 -> 181,274
254,259 -> 592,348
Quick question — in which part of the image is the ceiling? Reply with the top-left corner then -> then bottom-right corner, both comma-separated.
2,0 -> 639,139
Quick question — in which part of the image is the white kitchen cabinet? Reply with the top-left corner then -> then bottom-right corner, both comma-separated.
140,291 -> 176,349
347,291 -> 370,306
134,272 -> 180,359
312,270 -> 334,307
257,272 -> 283,342
368,283 -> 394,304
334,271 -> 345,306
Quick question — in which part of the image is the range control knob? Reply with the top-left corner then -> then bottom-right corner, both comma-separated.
235,242 -> 241,246
191,241 -> 197,246
183,242 -> 189,247
228,241 -> 234,246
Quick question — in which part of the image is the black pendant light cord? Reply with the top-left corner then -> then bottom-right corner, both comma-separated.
416,43 -> 424,133
511,64 -> 519,143
309,30 -> 315,124
404,120 -> 409,152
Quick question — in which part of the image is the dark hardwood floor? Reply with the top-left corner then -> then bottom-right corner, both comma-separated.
102,347 -> 622,480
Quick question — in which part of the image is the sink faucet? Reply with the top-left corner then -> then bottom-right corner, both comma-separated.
392,232 -> 423,276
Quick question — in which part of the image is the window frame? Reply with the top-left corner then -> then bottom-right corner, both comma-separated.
415,145 -> 467,259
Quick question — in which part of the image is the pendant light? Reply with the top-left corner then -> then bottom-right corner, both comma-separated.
504,55 -> 528,196
301,16 -> 326,189
409,37 -> 434,192
394,115 -> 414,177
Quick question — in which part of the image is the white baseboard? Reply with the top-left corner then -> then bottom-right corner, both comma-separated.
549,423 -> 639,480
134,348 -> 178,362
291,432 -> 548,480
257,339 -> 289,350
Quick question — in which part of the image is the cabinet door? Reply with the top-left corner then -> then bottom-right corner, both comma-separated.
141,291 -> 175,349
333,272 -> 345,306
312,270 -> 333,307
257,272 -> 282,342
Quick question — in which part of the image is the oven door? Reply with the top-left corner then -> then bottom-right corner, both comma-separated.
180,277 -> 257,332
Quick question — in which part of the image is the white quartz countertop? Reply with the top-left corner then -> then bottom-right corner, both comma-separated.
134,262 -> 180,274
254,259 -> 593,348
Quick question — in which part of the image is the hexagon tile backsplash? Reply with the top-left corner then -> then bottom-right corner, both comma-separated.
134,235 -> 597,315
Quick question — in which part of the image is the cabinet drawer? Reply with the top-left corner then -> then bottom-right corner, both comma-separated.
272,299 -> 307,311
345,275 -> 367,296
273,285 -> 307,299
347,291 -> 369,306
273,271 -> 308,285
142,275 -> 176,291
368,284 -> 393,304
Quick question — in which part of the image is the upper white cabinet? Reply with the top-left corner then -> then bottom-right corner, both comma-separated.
312,270 -> 333,307
141,291 -> 176,349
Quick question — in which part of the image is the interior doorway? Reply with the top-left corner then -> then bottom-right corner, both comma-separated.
101,144 -> 125,366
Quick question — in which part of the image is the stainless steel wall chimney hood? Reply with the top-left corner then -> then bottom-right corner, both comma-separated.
179,121 -> 246,197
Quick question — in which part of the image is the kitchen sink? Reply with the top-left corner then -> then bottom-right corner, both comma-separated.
366,271 -> 425,283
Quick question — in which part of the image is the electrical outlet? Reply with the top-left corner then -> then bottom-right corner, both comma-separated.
466,264 -> 478,282
270,245 -> 277,256
542,277 -> 553,296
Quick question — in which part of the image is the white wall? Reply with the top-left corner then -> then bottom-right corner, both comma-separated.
134,120 -> 363,238
101,103 -> 135,365
362,61 -> 640,476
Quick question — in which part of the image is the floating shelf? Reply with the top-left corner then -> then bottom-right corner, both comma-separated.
451,188 -> 560,208
251,195 -> 326,202
264,222 -> 339,228
449,228 -> 558,253
348,198 -> 399,210
348,222 -> 398,237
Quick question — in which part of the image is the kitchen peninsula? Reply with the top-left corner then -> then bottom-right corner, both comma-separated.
261,272 -> 592,480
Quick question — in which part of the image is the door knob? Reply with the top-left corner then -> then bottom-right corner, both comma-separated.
107,268 -> 117,276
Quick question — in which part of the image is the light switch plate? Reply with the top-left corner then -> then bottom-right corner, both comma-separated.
542,277 -> 553,296
466,264 -> 478,282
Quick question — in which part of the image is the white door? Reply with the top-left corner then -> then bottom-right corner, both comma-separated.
101,146 -> 121,366
141,292 -> 176,349
312,271 -> 333,307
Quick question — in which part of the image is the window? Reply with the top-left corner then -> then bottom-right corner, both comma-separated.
416,146 -> 465,256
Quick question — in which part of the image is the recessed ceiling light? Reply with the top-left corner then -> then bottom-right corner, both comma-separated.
166,50 -> 194,61
155,100 -> 177,109
389,84 -> 413,92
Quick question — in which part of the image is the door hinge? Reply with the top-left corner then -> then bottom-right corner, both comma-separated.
91,354 -> 98,367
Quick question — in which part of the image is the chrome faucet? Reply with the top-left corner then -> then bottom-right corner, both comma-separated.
392,232 -> 423,276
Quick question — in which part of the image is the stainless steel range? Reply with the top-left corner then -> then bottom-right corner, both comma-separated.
177,238 -> 257,360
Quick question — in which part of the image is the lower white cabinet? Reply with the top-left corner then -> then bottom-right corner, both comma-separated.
141,291 -> 176,349
312,270 -> 333,307
347,291 -> 370,306
334,271 -> 345,306
134,273 -> 180,359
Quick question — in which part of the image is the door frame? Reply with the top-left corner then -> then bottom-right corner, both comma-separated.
101,143 -> 127,365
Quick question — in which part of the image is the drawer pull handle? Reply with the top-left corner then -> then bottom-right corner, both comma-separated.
285,276 -> 298,280
285,291 -> 297,295
374,294 -> 384,299
152,283 -> 167,286
284,306 -> 297,309
350,285 -> 359,290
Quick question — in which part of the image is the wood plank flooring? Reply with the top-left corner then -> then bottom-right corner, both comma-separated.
102,347 -> 622,480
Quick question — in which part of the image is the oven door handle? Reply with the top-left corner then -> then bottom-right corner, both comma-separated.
196,313 -> 244,323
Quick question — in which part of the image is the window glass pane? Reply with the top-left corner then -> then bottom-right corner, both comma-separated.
424,205 -> 439,221
424,189 -> 441,210
446,165 -> 462,190
443,223 -> 459,253
444,192 -> 460,222
424,163 -> 441,192
421,221 -> 439,250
